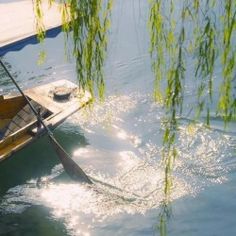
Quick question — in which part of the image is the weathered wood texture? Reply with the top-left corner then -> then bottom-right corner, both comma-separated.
0,80 -> 91,162
0,96 -> 26,119
3,100 -> 47,137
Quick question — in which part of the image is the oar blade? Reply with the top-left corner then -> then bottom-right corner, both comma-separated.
49,135 -> 93,184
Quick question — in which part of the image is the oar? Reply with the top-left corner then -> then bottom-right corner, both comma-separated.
0,59 -> 93,184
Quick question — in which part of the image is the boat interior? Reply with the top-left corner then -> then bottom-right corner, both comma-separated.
0,94 -> 51,140
0,80 -> 91,161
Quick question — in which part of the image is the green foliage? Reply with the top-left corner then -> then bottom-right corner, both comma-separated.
149,0 -> 165,103
149,0 -> 236,203
34,0 -> 46,42
33,0 -> 236,205
154,203 -> 172,236
34,0 -> 113,99
218,0 -> 236,124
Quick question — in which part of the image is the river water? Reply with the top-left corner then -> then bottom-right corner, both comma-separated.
0,1 -> 236,236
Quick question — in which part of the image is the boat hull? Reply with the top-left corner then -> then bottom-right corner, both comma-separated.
0,80 -> 91,161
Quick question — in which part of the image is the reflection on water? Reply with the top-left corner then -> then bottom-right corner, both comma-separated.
0,94 -> 235,235
1,1 -> 236,235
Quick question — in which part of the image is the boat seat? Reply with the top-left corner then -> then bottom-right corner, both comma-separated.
3,100 -> 47,138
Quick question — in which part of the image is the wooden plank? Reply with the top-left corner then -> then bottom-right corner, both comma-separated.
0,134 -> 33,162
30,100 -> 88,135
0,120 -> 37,150
0,80 -> 92,162
25,80 -> 91,112
3,100 -> 47,137
25,90 -> 61,113
0,95 -> 26,119
47,100 -> 88,127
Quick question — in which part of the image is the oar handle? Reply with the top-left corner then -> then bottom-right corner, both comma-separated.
0,59 -> 52,135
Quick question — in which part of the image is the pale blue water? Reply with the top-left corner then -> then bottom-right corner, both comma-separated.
0,1 -> 236,236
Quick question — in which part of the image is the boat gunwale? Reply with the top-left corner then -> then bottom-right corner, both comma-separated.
0,79 -> 92,162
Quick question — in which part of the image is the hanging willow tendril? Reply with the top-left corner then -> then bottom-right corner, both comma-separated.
149,0 -> 188,204
194,2 -> 217,125
33,0 -> 236,219
34,0 -> 113,100
33,0 -> 45,42
149,0 -> 236,207
218,0 -> 236,123
149,0 -> 165,103
149,1 -> 235,234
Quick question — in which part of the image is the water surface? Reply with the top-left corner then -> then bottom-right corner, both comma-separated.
0,1 -> 236,235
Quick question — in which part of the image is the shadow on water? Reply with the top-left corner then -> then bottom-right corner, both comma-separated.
1,0 -> 236,235
0,127 -> 89,197
0,95 -> 236,236
0,137 -> 57,196
0,206 -> 67,236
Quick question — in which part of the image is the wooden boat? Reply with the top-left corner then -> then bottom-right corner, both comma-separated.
0,79 -> 92,162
